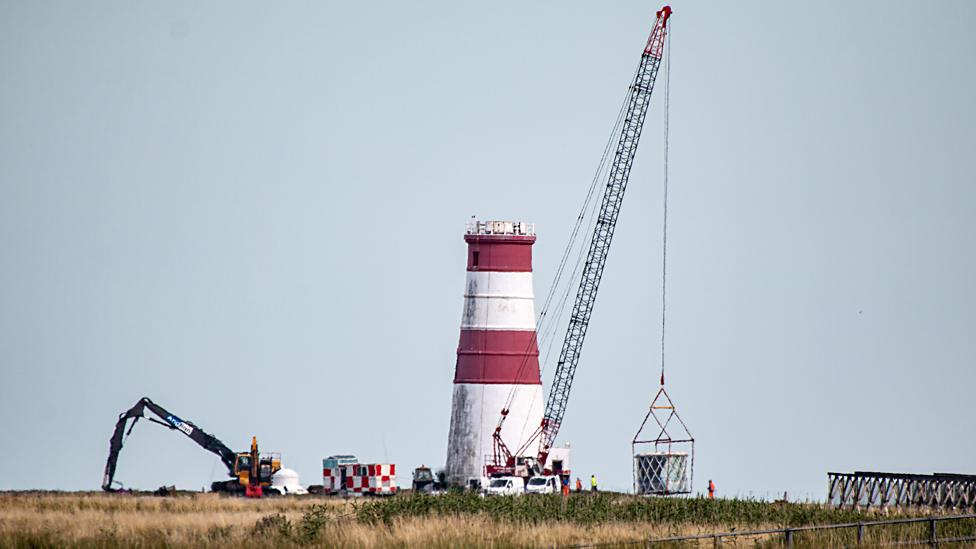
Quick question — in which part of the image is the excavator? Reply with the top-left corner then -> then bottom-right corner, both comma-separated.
102,397 -> 280,496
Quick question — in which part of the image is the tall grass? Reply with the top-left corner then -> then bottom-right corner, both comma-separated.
353,491 -> 873,526
0,491 -> 971,548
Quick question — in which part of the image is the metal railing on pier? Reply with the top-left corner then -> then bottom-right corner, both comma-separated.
828,471 -> 976,511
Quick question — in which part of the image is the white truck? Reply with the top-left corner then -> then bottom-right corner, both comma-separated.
485,476 -> 525,496
525,475 -> 561,495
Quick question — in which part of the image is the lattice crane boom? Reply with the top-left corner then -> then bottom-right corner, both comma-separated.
510,6 -> 673,468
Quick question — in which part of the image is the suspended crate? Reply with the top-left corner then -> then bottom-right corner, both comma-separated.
632,381 -> 694,496
635,451 -> 690,495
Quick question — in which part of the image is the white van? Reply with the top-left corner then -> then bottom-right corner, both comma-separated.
525,475 -> 561,495
485,476 -> 525,496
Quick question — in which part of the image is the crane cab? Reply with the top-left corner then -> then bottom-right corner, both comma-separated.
230,437 -> 281,497
234,452 -> 281,486
233,453 -> 281,484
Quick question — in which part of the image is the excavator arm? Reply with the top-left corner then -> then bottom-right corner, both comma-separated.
101,397 -> 238,491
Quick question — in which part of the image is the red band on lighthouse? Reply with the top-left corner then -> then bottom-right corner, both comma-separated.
465,234 -> 535,272
454,329 -> 540,384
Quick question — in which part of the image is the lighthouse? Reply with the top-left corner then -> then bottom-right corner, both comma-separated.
445,220 -> 544,486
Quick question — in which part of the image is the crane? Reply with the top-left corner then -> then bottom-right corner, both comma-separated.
488,5 -> 672,478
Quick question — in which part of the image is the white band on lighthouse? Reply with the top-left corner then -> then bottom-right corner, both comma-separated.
461,271 -> 537,330
463,271 -> 535,299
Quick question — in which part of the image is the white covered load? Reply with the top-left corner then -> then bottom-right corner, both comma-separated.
270,468 -> 308,495
635,452 -> 690,495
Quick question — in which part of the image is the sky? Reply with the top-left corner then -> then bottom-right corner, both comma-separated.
1,1 -> 974,500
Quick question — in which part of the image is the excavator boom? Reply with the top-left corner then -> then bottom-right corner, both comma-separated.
102,397 -> 238,491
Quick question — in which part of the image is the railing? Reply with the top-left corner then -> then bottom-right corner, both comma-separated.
567,513 -> 976,548
829,472 -> 976,511
466,219 -> 535,237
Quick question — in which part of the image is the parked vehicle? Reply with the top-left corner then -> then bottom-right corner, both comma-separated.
485,476 -> 524,496
322,454 -> 359,494
323,455 -> 397,496
412,466 -> 445,493
525,475 -> 561,495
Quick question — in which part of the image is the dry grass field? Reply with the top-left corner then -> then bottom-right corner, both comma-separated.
0,491 -> 972,548
0,492 -> 681,548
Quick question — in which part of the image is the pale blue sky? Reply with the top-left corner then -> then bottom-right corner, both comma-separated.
1,1 -> 974,499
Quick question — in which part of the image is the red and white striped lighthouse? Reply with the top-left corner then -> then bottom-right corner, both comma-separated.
445,219 -> 544,486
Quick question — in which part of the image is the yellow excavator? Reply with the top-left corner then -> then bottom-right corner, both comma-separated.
102,397 -> 280,496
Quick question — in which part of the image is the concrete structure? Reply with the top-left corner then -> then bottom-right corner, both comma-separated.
445,220 -> 544,486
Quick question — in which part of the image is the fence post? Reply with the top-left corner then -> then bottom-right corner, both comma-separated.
713,534 -> 722,547
857,522 -> 864,545
929,518 -> 937,547
784,529 -> 793,547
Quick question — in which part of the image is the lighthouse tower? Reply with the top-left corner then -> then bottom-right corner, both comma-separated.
445,220 -> 544,486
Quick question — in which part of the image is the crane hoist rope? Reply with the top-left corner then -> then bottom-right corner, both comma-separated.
632,22 -> 695,497
660,23 -> 671,386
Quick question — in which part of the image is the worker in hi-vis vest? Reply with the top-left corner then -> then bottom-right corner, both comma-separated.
590,474 -> 598,492
708,480 -> 716,499
575,477 -> 582,493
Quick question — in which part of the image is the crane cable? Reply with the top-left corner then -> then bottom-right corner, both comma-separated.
659,25 -> 671,387
495,66 -> 637,422
503,83 -> 635,442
